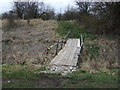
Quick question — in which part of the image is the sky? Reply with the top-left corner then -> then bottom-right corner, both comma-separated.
0,0 -> 76,14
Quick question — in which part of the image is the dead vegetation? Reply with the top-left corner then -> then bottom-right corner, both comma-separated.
80,36 -> 118,72
2,19 -> 60,65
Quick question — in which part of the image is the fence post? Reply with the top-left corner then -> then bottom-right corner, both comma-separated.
55,41 -> 59,55
80,35 -> 81,46
60,40 -> 63,50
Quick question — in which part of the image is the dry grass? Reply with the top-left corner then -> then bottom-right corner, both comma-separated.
2,19 -> 60,65
80,36 -> 118,71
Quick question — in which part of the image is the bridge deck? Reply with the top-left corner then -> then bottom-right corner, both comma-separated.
50,39 -> 81,66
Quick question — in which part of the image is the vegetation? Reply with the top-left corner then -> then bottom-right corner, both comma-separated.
57,21 -> 99,40
2,19 -> 118,88
57,21 -> 118,70
57,21 -> 85,38
2,1 -> 120,36
85,44 -> 100,60
57,2 -> 120,36
2,0 -> 119,88
2,65 -> 118,88
61,69 -> 118,88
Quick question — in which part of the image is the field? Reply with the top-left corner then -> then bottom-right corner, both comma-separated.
2,19 -> 119,88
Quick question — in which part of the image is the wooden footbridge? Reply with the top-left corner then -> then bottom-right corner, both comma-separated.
45,31 -> 84,67
50,39 -> 82,66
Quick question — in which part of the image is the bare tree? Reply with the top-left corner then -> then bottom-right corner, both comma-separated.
92,2 -> 120,35
13,1 -> 46,24
62,6 -> 79,20
76,1 -> 91,15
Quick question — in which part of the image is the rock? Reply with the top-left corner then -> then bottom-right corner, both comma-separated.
43,65 -> 77,75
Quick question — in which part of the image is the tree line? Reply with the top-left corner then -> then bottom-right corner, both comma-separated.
2,1 -> 55,20
2,1 -> 120,35
58,2 -> 120,36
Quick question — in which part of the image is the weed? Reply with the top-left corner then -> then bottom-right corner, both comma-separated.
35,66 -> 46,72
79,69 -> 87,73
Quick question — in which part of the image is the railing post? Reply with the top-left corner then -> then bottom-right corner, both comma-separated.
81,34 -> 84,53
55,41 -> 59,55
60,40 -> 63,50
80,36 -> 81,47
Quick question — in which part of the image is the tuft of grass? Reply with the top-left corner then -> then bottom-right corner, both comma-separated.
35,66 -> 46,72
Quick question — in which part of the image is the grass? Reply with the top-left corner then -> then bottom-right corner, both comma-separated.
85,44 -> 100,60
2,65 -> 39,80
2,20 -> 119,88
2,64 -> 118,88
57,21 -> 98,40
61,69 -> 118,88
57,21 -> 100,60
2,64 -> 61,88
3,80 -> 33,88
57,21 -> 85,38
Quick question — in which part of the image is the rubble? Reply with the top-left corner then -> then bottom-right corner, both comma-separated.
42,65 -> 77,75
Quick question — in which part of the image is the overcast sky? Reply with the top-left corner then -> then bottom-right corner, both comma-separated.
0,0 -> 76,14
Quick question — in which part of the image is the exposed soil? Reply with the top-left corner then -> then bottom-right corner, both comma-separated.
34,77 -> 69,87
3,75 -> 69,88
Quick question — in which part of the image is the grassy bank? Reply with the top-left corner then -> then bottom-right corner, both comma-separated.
57,21 -> 98,40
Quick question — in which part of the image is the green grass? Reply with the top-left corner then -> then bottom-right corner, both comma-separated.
61,69 -> 118,88
57,21 -> 100,60
57,21 -> 85,38
2,64 -> 118,88
3,65 -> 39,80
2,64 -> 61,88
57,21 -> 98,40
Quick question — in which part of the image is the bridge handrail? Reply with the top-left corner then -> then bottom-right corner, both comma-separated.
44,30 -> 71,55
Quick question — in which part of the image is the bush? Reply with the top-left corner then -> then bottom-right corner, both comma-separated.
2,11 -> 17,31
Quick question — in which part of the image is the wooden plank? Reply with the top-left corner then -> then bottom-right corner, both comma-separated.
55,47 -> 70,65
72,47 -> 81,66
60,47 -> 75,65
64,47 -> 77,66
50,39 -> 81,66
50,43 -> 68,65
